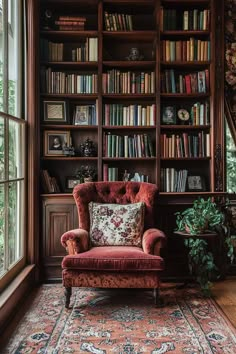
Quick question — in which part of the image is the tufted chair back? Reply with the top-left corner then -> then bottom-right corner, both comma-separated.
73,181 -> 158,232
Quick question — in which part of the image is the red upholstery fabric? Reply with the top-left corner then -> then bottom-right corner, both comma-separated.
142,228 -> 166,255
73,181 -> 158,232
62,246 -> 164,271
62,270 -> 160,288
61,229 -> 89,253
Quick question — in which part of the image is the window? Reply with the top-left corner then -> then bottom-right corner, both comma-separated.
0,0 -> 26,290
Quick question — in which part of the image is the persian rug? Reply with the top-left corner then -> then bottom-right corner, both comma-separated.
2,285 -> 236,354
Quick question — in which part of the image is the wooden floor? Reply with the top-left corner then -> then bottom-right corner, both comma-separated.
211,277 -> 236,328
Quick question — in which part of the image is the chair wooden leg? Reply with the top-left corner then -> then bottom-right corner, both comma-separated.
64,286 -> 72,309
154,287 -> 164,307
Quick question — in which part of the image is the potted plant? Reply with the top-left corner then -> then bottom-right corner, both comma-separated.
175,198 -> 234,296
175,197 -> 224,235
75,165 -> 96,183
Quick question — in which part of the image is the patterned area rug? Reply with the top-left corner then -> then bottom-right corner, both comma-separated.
3,285 -> 236,353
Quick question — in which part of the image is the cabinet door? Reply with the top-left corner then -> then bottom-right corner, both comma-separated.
42,197 -> 78,280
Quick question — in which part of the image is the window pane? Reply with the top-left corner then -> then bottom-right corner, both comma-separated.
8,0 -> 21,117
0,116 -> 4,181
226,121 -> 236,193
8,119 -> 24,179
8,180 -> 24,267
0,183 -> 5,276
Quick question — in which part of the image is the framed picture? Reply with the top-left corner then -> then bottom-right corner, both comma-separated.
65,176 -> 81,192
43,101 -> 67,123
73,105 -> 90,125
161,106 -> 176,124
187,175 -> 206,192
44,130 -> 70,156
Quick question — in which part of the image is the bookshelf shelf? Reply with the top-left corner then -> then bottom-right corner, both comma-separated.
161,157 -> 211,161
40,94 -> 98,100
102,31 -> 156,40
102,157 -> 156,161
102,125 -> 155,130
102,94 -> 156,99
41,62 -> 98,68
41,125 -> 98,130
160,125 -> 210,130
42,157 -> 98,161
103,61 -> 156,68
161,61 -> 210,67
160,30 -> 210,36
40,30 -> 99,37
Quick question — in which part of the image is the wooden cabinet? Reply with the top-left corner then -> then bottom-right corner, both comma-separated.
42,196 -> 78,280
37,0 -> 225,280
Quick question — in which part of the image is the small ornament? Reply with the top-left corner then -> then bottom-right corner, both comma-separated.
80,138 -> 96,157
122,170 -> 130,182
126,47 -> 144,61
63,143 -> 75,157
131,172 -> 141,182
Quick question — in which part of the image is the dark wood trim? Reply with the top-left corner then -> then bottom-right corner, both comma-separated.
0,266 -> 36,338
27,0 -> 40,272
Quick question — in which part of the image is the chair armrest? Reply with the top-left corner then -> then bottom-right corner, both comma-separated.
61,229 -> 89,255
142,228 -> 166,256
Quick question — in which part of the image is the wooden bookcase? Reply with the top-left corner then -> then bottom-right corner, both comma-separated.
37,0 -> 223,280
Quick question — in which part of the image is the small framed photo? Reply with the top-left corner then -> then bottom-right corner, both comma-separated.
187,175 -> 206,192
65,176 -> 81,192
43,101 -> 67,123
161,106 -> 176,124
44,130 -> 70,156
73,105 -> 90,125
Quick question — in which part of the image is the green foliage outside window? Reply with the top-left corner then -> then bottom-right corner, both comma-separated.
0,60 -> 17,274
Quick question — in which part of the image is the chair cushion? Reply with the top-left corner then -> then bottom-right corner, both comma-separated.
89,202 -> 145,247
62,246 -> 164,271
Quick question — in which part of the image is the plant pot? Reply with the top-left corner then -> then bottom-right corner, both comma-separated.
84,177 -> 93,183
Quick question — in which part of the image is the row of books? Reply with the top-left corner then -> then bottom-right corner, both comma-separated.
41,68 -> 98,94
55,15 -> 86,31
103,165 -> 149,182
41,170 -> 60,193
160,8 -> 210,31
71,38 -> 98,62
103,104 -> 155,126
103,133 -> 154,158
103,70 -> 155,94
40,38 -> 98,62
161,39 -> 210,62
160,168 -> 188,193
104,11 -> 133,31
161,69 -> 209,94
161,132 -> 210,158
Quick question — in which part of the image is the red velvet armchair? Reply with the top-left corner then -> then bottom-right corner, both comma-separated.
61,181 -> 166,308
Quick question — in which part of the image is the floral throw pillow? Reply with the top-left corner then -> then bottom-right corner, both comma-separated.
89,202 -> 145,246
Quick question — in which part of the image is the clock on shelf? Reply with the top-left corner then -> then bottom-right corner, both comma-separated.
177,108 -> 190,124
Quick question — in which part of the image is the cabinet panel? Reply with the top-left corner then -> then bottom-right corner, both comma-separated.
42,196 -> 78,280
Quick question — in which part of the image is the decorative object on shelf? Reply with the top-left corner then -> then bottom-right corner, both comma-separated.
65,176 -> 81,192
80,138 -> 96,157
43,101 -> 67,123
63,143 -> 75,157
187,175 -> 206,192
42,9 -> 54,30
130,172 -> 141,182
75,165 -> 97,183
161,106 -> 176,125
126,47 -> 144,61
177,108 -> 190,124
44,130 -> 70,156
122,170 -> 130,182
